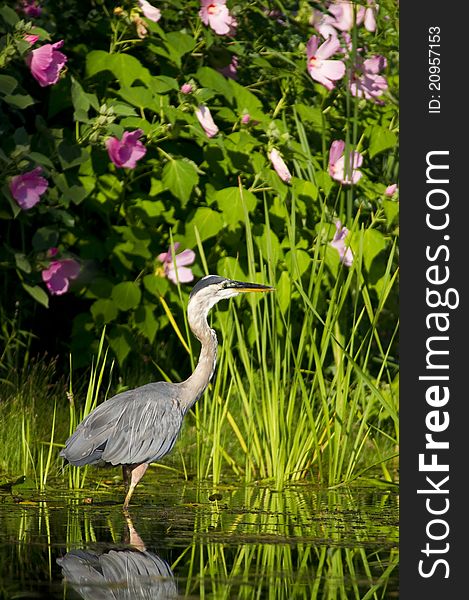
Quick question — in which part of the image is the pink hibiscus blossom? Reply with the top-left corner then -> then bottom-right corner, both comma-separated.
306,35 -> 345,91
269,149 -> 292,183
42,258 -> 81,295
350,55 -> 388,103
312,1 -> 376,37
195,105 -> 219,137
330,221 -> 353,267
18,0 -> 41,18
199,0 -> 237,36
26,40 -> 67,87
9,166 -> 48,210
385,184 -> 398,197
138,0 -> 161,22
364,1 -> 377,32
106,129 -> 147,168
329,140 -> 363,185
157,243 -> 196,284
327,1 -> 365,32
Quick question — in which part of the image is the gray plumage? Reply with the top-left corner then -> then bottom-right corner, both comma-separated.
61,383 -> 184,467
58,548 -> 177,600
60,275 -> 273,509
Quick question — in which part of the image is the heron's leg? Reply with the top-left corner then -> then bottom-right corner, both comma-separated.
122,463 -> 149,511
122,465 -> 132,492
123,512 -> 146,551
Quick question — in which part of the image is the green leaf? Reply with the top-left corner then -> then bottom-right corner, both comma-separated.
165,31 -> 196,59
183,207 -> 224,247
0,5 -> 19,26
383,199 -> 399,225
214,187 -> 257,228
143,274 -> 168,298
292,179 -> 318,202
111,281 -> 142,311
216,256 -> 246,281
229,79 -> 265,120
28,152 -> 55,169
57,140 -> 89,170
368,126 -> 397,158
117,86 -> 155,110
363,228 -> 387,272
294,104 -> 326,132
22,283 -> 49,308
91,299 -> 118,324
71,76 -> 90,121
195,66 -> 233,101
162,159 -> 199,206
0,74 -> 18,95
285,249 -> 311,279
148,76 -> 179,94
86,51 -> 151,87
32,227 -> 59,251
108,325 -> 133,365
134,304 -> 159,343
2,94 -> 35,109
15,253 -> 31,274
276,271 -> 291,315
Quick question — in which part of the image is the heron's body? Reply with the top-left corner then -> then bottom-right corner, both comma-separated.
62,382 -> 185,468
60,275 -> 272,509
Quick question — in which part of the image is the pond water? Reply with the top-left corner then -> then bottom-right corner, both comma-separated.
0,474 -> 398,599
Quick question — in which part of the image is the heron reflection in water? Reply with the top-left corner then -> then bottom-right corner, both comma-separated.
57,514 -> 177,599
60,275 -> 273,509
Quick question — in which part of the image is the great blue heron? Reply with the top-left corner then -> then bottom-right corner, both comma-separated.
58,513 -> 177,599
60,275 -> 273,509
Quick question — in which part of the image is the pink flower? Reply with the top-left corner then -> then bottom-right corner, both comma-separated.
330,221 -> 353,267
218,55 -> 238,79
350,55 -> 388,103
24,34 -> 39,45
106,129 -> 147,168
180,83 -> 194,94
269,148 -> 292,183
364,1 -> 377,32
327,1 -> 366,32
241,113 -> 251,124
310,10 -> 339,39
195,105 -> 219,138
385,184 -> 398,197
329,140 -> 363,185
313,1 -> 376,37
42,258 -> 80,295
26,40 -> 67,87
306,35 -> 345,91
199,0 -> 237,36
18,0 -> 41,18
9,167 -> 48,210
157,243 -> 196,284
138,0 -> 161,22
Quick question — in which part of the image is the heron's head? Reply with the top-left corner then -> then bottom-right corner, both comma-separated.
188,275 -> 274,317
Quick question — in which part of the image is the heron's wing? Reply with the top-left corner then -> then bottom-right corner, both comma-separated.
60,383 -> 184,467
102,385 -> 184,465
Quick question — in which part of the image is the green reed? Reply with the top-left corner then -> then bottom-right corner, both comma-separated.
66,328 -> 114,490
184,181 -> 398,491
180,484 -> 398,600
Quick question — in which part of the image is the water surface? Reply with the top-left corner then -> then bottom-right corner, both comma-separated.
0,474 -> 398,599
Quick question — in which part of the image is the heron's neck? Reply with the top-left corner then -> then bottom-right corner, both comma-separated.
179,308 -> 218,413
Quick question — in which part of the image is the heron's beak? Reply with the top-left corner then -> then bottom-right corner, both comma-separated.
228,280 -> 275,293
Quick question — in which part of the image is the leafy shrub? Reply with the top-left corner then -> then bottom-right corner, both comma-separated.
0,0 -> 399,380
